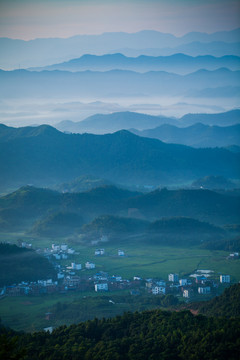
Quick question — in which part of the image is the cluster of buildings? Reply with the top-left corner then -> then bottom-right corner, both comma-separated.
2,241 -> 233,299
2,279 -> 59,296
1,268 -> 232,298
166,271 -> 231,299
44,243 -> 76,260
136,271 -> 232,298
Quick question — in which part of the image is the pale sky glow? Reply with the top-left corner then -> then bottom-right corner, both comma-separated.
0,0 -> 239,39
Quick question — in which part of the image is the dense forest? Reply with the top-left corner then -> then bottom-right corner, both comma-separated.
197,284 -> 240,317
0,243 -> 56,286
0,309 -> 239,360
0,285 -> 240,360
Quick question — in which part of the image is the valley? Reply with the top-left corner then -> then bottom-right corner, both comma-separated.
0,6 -> 239,358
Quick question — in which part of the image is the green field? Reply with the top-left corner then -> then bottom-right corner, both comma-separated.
1,232 -> 239,281
0,232 -> 239,332
0,290 -> 171,332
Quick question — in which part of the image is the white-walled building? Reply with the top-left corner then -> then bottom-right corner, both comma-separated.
198,286 -> 211,294
220,275 -> 230,283
71,263 -> 82,270
52,244 -> 60,251
95,249 -> 105,256
67,248 -> 75,254
183,289 -> 191,298
118,250 -> 125,256
95,283 -> 108,292
179,279 -> 188,286
168,274 -> 179,282
85,262 -> 96,269
152,286 -> 166,295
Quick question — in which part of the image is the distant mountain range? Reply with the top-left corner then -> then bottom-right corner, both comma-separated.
0,68 -> 238,100
1,29 -> 240,69
28,54 -> 240,75
115,42 -> 240,58
131,123 -> 240,147
54,109 -> 240,135
55,112 -> 179,134
0,124 -> 239,192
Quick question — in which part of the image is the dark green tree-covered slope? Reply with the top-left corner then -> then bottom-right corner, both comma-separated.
0,124 -> 239,191
0,186 -> 239,230
198,284 -> 240,318
81,215 -> 225,246
31,211 -> 83,237
0,243 -> 56,286
0,309 -> 239,360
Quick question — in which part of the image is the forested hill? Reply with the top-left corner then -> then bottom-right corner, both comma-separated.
0,124 -> 239,191
197,284 -> 240,318
0,243 -> 56,286
0,185 -> 239,228
1,308 -> 239,360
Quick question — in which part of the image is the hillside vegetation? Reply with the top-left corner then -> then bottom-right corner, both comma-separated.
198,284 -> 240,318
0,124 -> 239,191
0,308 -> 239,360
81,215 -> 225,246
0,243 -> 56,286
0,186 -> 239,236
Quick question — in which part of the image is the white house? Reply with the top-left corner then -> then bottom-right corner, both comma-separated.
85,262 -> 95,269
179,279 -> 188,286
72,263 -> 82,270
95,283 -> 108,292
95,249 -> 105,256
67,248 -> 75,254
198,286 -> 211,294
168,274 -> 179,282
220,275 -> 230,283
52,244 -> 60,251
118,250 -> 125,256
183,289 -> 191,298
61,244 -> 68,251
152,286 -> 166,295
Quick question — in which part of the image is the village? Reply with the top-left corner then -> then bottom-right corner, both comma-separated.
1,242 -> 236,299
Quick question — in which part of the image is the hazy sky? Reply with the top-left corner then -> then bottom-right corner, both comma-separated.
0,0 -> 239,39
